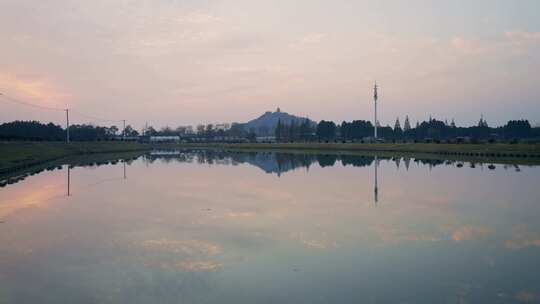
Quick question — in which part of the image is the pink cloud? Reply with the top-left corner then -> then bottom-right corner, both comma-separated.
0,73 -> 70,107
505,30 -> 540,41
450,37 -> 487,55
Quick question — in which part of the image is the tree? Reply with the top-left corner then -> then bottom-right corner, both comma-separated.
403,116 -> 411,132
340,120 -> 373,140
124,125 -> 139,137
393,117 -> 403,138
106,125 -> 119,137
299,119 -> 314,140
175,126 -> 189,136
229,123 -> 246,138
288,119 -> 298,141
0,121 -> 64,141
478,116 -> 489,128
69,124 -> 108,141
394,117 -> 402,131
275,119 -> 283,142
145,126 -> 157,136
160,126 -> 174,136
205,124 -> 215,138
246,131 -> 257,142
196,124 -> 205,136
502,120 -> 531,138
316,120 -> 336,140
184,126 -> 194,135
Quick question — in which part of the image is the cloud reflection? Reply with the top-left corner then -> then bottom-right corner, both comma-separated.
1,150 -> 539,302
451,226 -> 492,242
135,239 -> 224,272
505,225 -> 540,250
141,239 -> 222,256
0,179 -> 64,219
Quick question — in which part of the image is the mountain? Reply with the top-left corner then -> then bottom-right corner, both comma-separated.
238,108 -> 315,136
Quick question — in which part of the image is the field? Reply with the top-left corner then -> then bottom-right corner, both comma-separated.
0,141 -> 150,175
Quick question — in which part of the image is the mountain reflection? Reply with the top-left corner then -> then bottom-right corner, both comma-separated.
146,150 -> 378,176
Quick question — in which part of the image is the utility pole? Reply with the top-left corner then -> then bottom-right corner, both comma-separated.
65,108 -> 70,143
122,119 -> 126,141
373,82 -> 378,139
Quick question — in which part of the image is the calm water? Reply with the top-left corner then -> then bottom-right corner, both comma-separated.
1,150 -> 539,304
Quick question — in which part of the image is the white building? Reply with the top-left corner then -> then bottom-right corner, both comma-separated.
149,136 -> 181,142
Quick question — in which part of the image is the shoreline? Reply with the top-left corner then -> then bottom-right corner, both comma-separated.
0,141 -> 151,176
157,142 -> 540,163
1,141 -> 540,177
163,142 -> 540,155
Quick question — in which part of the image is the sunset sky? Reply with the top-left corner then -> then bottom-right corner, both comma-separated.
1,0 -> 539,129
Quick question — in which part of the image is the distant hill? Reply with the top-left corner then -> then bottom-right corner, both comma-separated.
238,108 -> 315,136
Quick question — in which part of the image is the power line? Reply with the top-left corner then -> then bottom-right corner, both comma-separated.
0,92 -> 64,111
0,92 -> 124,125
70,109 -> 123,124
0,92 -> 129,144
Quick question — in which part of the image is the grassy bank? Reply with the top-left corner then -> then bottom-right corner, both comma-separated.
0,141 -> 151,175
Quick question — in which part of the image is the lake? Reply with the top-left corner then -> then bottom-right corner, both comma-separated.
1,149 -> 539,303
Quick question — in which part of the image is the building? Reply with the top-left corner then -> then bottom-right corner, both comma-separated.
149,136 -> 181,142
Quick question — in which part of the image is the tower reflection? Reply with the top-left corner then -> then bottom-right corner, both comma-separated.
67,166 -> 70,197
374,156 -> 379,205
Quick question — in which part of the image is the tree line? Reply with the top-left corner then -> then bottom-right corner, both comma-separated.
272,117 -> 539,142
307,118 -> 539,142
0,121 -> 138,141
0,121 -> 248,141
0,117 -> 538,142
142,123 -> 248,139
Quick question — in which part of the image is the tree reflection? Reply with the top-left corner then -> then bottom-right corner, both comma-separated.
0,149 -> 527,190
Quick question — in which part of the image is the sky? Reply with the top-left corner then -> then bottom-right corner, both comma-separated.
0,0 -> 539,129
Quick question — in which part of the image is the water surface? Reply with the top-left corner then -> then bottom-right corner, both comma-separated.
1,150 -> 539,303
